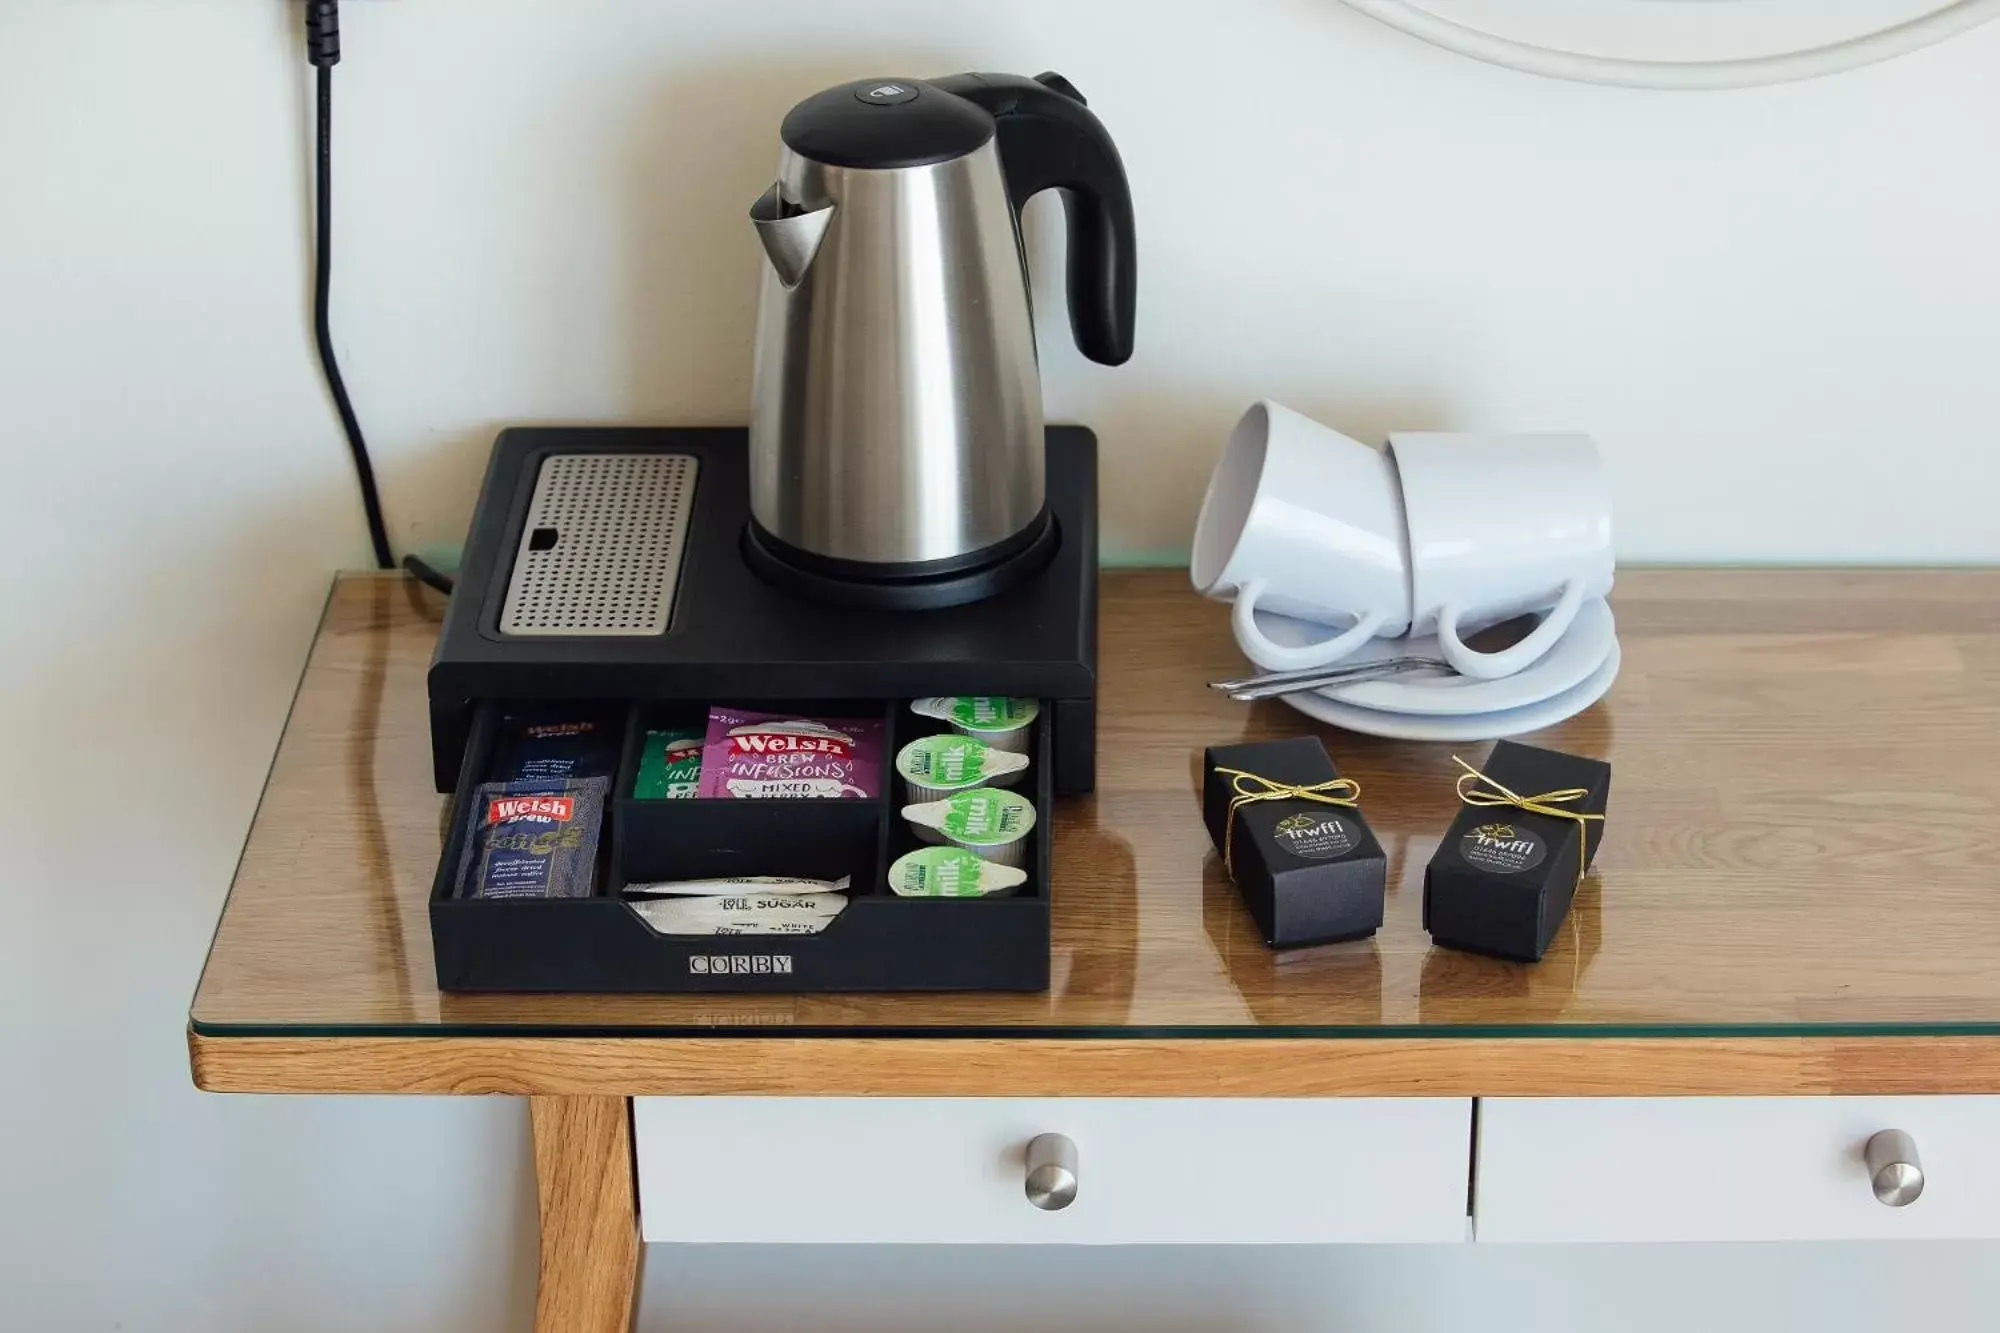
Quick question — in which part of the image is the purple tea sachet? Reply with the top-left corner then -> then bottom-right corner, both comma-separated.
698,708 -> 883,799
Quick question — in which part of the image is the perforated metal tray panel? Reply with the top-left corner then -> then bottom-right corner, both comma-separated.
499,453 -> 698,636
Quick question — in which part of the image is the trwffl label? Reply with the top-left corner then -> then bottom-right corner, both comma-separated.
1458,822 -> 1547,874
689,955 -> 795,975
1272,811 -> 1359,861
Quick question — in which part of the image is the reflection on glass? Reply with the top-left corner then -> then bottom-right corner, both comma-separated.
1049,796 -> 1138,1024
1202,845 -> 1385,1026
1419,877 -> 1604,1025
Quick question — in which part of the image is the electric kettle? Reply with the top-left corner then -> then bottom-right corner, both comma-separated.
747,71 -> 1136,596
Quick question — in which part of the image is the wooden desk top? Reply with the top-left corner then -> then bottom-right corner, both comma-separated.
190,570 -> 2000,1098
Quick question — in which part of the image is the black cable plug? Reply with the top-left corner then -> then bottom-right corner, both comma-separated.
307,1 -> 341,68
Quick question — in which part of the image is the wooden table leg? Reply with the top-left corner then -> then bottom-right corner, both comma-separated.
532,1095 -> 640,1333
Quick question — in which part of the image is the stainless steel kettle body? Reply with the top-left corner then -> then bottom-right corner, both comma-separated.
748,73 -> 1136,578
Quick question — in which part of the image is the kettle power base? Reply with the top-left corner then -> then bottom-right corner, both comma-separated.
429,425 -> 1098,795
741,507 -> 1061,612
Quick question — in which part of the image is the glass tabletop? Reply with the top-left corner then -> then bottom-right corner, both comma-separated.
190,569 -> 2000,1039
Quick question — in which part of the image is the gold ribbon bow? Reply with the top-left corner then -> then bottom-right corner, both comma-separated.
1451,754 -> 1603,894
1214,766 -> 1362,876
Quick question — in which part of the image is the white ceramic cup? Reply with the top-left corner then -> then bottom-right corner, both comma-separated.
1191,404 -> 1614,679
1189,402 -> 1413,671
1387,431 -> 1613,680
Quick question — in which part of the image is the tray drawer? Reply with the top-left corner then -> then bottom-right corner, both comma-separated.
430,697 -> 1053,992
1476,1096 -> 2000,1242
636,1097 -> 1473,1245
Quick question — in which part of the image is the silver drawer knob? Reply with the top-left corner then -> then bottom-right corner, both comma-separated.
1865,1130 -> 1925,1207
1024,1133 -> 1078,1211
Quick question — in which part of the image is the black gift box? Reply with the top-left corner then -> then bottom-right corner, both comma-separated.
1202,738 -> 1386,948
1423,740 -> 1611,962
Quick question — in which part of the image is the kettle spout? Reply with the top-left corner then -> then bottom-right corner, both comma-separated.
750,183 -> 835,289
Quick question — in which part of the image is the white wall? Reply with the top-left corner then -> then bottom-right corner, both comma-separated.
4,1 -> 2000,1330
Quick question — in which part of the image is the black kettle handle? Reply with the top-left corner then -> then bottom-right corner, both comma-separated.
934,72 -> 1136,367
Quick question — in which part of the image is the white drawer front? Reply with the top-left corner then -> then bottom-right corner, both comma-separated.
1477,1096 -> 2000,1242
637,1097 -> 1472,1245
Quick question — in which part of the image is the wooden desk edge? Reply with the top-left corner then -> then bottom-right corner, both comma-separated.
187,1030 -> 2000,1098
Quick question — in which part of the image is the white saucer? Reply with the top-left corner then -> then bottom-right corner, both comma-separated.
1279,640 -> 1621,742
1238,597 -> 1616,717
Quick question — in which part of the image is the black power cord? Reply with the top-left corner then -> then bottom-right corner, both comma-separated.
305,1 -> 454,596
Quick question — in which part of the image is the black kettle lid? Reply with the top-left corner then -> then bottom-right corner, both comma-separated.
781,78 -> 994,170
